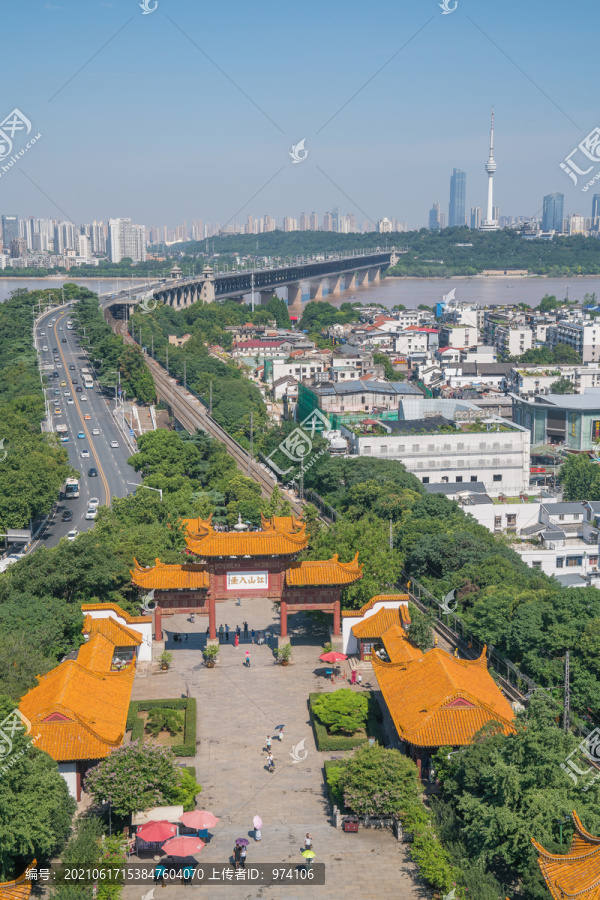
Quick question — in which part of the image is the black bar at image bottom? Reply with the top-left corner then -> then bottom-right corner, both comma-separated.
32,864 -> 326,886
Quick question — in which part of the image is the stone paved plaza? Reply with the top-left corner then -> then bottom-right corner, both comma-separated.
123,598 -> 427,900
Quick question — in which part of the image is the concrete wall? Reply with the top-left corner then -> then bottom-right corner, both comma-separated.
58,762 -> 77,799
342,600 -> 409,655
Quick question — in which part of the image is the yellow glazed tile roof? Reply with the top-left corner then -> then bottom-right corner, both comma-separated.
533,812 -> 600,900
81,602 -> 151,625
285,553 -> 363,586
131,558 -> 209,590
183,516 -> 308,557
19,616 -> 135,762
352,607 -> 404,639
82,615 -> 142,647
373,647 -> 514,748
341,594 -> 409,618
0,863 -> 35,900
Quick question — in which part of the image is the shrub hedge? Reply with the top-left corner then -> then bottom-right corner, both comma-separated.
308,691 -> 384,751
127,699 -> 197,756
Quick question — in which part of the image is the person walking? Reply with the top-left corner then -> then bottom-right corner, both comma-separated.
266,735 -> 271,751
245,650 -> 251,667
277,725 -> 285,741
304,833 -> 313,852
233,843 -> 241,870
357,672 -> 362,686
267,752 -> 274,772
234,632 -> 239,648
240,846 -> 247,869
236,624 -> 241,638
243,621 -> 249,637
251,629 -> 256,643
350,670 -> 357,685
219,624 -> 224,642
225,624 -> 230,641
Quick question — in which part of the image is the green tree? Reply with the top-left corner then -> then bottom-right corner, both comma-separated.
0,696 -> 75,880
145,708 -> 184,737
550,377 -> 576,394
84,741 -> 183,816
312,689 -> 369,734
561,453 -> 597,500
337,744 -> 423,818
407,606 -> 434,651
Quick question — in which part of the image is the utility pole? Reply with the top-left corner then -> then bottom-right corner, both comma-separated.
209,380 -> 213,415
247,412 -> 253,477
251,272 -> 255,313
564,650 -> 570,733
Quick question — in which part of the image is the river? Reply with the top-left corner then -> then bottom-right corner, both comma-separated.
2,273 -> 600,310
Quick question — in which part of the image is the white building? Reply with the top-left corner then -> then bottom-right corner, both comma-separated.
439,325 -> 479,350
494,326 -> 533,358
552,320 -> 600,363
395,330 -> 429,356
267,357 -> 327,384
342,398 -> 530,497
108,218 -> 146,264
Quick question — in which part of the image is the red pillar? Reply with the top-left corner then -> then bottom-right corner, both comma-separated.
209,594 -> 216,640
280,601 -> 288,638
333,600 -> 341,636
155,607 -> 163,642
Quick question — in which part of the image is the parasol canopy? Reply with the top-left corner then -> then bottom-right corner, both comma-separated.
235,838 -> 250,846
136,821 -> 177,843
253,816 -> 262,829
179,811 -> 219,830
161,836 -> 205,857
319,651 -> 347,663
302,850 -> 316,859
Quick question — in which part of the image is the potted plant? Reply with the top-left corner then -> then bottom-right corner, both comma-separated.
276,644 -> 292,666
203,645 -> 220,668
159,651 -> 173,671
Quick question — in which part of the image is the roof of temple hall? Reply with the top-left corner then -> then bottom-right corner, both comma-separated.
183,515 -> 309,557
285,553 -> 363,587
130,558 -> 209,590
532,811 -> 600,900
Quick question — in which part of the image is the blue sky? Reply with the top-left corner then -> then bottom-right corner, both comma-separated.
1,0 -> 598,229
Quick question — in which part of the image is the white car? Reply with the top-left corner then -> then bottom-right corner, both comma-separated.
80,395 -> 87,401
81,449 -> 90,458
88,497 -> 99,509
42,346 -> 48,351
66,529 -> 79,541
40,331 -> 46,336
92,428 -> 100,436
110,440 -> 119,448
85,509 -> 97,520
64,391 -> 70,396
67,398 -> 74,404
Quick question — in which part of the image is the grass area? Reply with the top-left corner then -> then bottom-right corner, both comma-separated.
127,699 -> 197,757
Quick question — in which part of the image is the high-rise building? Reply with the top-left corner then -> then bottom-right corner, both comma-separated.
429,202 -> 441,230
331,208 -> 339,233
480,110 -> 499,231
439,213 -> 446,230
567,214 -> 587,236
1,214 -> 19,250
542,193 -> 564,232
309,212 -> 318,231
77,234 -> 91,260
471,207 -> 482,229
378,217 -> 392,233
283,217 -> 298,232
347,214 -> 357,233
592,195 -> 600,223
493,207 -> 500,223
108,218 -> 146,263
299,212 -> 309,231
10,237 -> 27,258
449,169 -> 466,228
322,212 -> 333,231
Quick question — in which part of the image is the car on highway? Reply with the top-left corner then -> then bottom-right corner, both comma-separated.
42,345 -> 48,351
88,467 -> 98,477
88,498 -> 99,509
77,432 -> 85,439
60,380 -> 66,386
40,331 -> 45,336
80,395 -> 87,401
53,389 -> 60,395
61,509 -> 73,522
51,318 -> 56,322
52,372 -> 59,379
62,338 -> 67,343
70,365 -> 75,370
64,391 -> 70,396
84,414 -> 91,420
53,347 -> 58,352
81,449 -> 90,458
67,399 -> 74,405
85,509 -> 97,520
76,386 -> 83,392
59,326 -> 63,331
54,409 -> 61,416
66,530 -> 79,542
72,379 -> 78,383
92,428 -> 100,435
110,440 -> 119,448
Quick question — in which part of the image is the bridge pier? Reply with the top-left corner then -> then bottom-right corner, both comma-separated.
310,280 -> 324,300
357,269 -> 370,287
328,275 -> 342,295
260,290 -> 275,305
345,272 -> 356,290
286,282 -> 303,318
369,267 -> 381,284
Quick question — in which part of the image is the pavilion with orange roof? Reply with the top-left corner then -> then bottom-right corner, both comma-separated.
532,811 -> 600,900
371,622 -> 515,777
130,514 -> 363,641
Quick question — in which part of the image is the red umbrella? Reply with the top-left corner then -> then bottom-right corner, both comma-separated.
162,836 -> 205,857
179,811 -> 219,830
137,821 -> 177,842
319,651 -> 347,663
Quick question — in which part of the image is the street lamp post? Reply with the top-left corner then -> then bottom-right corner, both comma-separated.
127,482 -> 163,501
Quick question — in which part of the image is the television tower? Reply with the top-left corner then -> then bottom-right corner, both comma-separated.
480,109 -> 499,231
